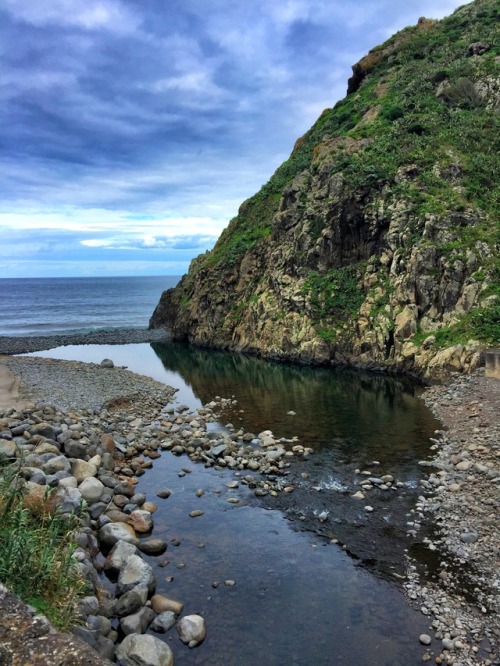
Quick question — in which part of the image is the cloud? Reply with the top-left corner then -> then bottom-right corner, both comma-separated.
0,0 -> 470,277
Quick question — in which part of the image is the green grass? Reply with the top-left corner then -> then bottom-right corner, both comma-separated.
0,458 -> 86,630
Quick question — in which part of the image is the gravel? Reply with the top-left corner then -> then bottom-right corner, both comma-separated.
0,356 -> 175,413
0,328 -> 169,356
405,370 -> 500,665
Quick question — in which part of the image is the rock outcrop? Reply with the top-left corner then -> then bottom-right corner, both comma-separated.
150,0 -> 499,379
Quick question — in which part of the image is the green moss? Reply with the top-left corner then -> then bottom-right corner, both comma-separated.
302,265 -> 365,321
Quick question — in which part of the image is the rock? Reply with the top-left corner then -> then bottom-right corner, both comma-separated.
151,594 -> 183,615
71,459 -> 97,483
138,537 -> 168,555
150,611 -> 177,633
459,531 -> 479,544
419,634 -> 432,645
104,540 -> 139,576
176,614 -> 207,648
99,522 -> 139,549
78,477 -> 104,504
100,359 -> 114,368
115,634 -> 175,666
116,586 -> 149,617
42,455 -> 71,475
120,607 -> 156,635
116,555 -> 156,596
0,439 -> 17,458
128,510 -> 154,533
189,510 -> 204,518
156,488 -> 172,499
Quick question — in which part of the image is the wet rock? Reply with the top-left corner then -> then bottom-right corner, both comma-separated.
151,594 -> 183,615
99,523 -> 139,549
120,607 -> 156,635
176,614 -> 206,648
138,538 -> 168,555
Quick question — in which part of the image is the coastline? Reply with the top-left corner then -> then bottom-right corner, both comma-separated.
0,332 -> 498,664
0,328 -> 170,356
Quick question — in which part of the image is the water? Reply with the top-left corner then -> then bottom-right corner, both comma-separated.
27,341 -> 440,664
0,276 -> 179,336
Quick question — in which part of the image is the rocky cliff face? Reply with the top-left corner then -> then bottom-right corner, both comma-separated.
150,0 -> 499,379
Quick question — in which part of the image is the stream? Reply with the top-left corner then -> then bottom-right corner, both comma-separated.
27,340 -> 442,665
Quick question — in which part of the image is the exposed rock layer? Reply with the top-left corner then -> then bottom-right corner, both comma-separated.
150,0 -> 499,379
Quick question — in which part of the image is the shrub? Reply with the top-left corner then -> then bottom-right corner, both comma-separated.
0,458 -> 85,629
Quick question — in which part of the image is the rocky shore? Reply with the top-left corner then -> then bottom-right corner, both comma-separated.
0,355 -> 312,665
0,341 -> 498,665
404,371 -> 499,666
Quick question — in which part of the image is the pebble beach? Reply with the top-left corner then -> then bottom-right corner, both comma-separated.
0,335 -> 498,665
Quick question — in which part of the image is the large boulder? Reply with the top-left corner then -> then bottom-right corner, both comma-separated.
104,540 -> 139,576
115,634 -> 174,666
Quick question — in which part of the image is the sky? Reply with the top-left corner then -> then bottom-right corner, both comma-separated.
1,0 -> 470,278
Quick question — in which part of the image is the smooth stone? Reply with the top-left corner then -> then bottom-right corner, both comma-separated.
71,459 -> 97,483
142,501 -> 158,513
115,634 -> 174,666
151,594 -> 183,615
138,538 -> 168,555
100,358 -> 114,368
156,488 -> 172,499
419,634 -> 432,645
116,555 -> 156,596
42,455 -> 71,475
189,510 -> 204,518
459,531 -> 479,544
176,614 -> 207,648
79,477 -> 105,504
99,522 -> 139,548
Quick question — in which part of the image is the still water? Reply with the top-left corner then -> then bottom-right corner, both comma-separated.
27,341 -> 440,664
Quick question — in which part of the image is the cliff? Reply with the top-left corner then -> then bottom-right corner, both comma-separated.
150,0 -> 499,379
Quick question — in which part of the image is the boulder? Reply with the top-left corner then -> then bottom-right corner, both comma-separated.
115,634 -> 174,666
104,540 -> 139,576
99,523 -> 139,549
116,555 -> 155,596
71,460 -> 97,483
128,510 -> 154,533
79,477 -> 104,504
176,614 -> 206,647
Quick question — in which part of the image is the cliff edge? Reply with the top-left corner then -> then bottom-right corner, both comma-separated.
150,0 -> 499,379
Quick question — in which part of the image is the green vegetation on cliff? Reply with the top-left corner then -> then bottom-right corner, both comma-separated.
151,0 -> 499,377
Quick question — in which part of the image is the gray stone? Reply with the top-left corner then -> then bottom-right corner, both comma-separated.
64,440 -> 87,459
71,459 -> 97,483
116,586 -> 149,617
459,531 -> 479,544
42,455 -> 71,475
99,523 -> 139,549
104,540 -> 139,575
176,614 -> 207,647
115,634 -> 174,666
79,477 -> 104,504
150,611 -> 176,633
120,607 -> 156,635
116,555 -> 156,596
138,538 -> 168,555
101,358 -> 114,368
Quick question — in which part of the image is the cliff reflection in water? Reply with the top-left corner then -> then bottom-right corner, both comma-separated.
151,341 -> 438,468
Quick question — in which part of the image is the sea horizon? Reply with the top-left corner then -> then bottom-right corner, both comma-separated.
0,275 -> 180,337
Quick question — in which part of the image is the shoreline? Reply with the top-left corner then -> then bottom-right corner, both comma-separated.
0,328 -> 170,356
0,334 -> 498,664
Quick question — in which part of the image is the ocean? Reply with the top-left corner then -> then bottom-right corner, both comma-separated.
0,275 -> 180,337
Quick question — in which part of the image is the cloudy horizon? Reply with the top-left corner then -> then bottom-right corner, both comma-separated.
1,0 -> 470,278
